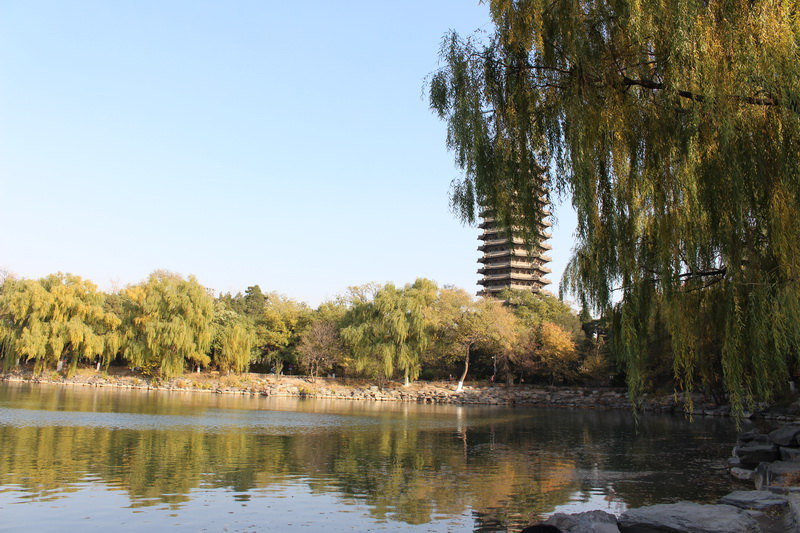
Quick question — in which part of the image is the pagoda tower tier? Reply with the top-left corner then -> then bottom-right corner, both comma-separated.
477,210 -> 552,297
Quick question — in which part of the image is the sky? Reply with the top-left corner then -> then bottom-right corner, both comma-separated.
0,0 -> 577,306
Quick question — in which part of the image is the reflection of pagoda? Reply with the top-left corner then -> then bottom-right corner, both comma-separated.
477,208 -> 552,297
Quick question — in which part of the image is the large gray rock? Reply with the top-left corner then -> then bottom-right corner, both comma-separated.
542,510 -> 620,532
718,491 -> 795,533
618,502 -> 760,532
719,490 -> 789,513
738,431 -> 771,445
755,461 -> 800,490
768,424 -> 800,446
734,443 -> 780,467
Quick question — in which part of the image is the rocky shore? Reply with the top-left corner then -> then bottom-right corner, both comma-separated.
524,493 -> 799,532
524,424 -> 800,532
3,368 -> 634,407
0,368 -> 781,419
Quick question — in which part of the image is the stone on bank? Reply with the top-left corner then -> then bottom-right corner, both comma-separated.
718,491 -> 798,532
618,502 -> 760,532
524,492 -> 800,532
537,510 -> 619,532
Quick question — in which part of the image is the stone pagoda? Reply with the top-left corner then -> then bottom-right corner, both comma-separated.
477,208 -> 552,297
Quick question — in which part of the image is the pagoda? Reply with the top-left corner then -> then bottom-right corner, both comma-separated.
477,209 -> 552,296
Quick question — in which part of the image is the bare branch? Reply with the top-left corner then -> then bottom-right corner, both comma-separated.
622,77 -> 783,109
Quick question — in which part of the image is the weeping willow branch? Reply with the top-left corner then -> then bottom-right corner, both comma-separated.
430,0 -> 800,417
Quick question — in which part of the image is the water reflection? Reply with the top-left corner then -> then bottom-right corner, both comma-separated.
0,383 -> 739,531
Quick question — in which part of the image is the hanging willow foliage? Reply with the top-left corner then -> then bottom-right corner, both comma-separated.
210,304 -> 256,374
340,279 -> 438,384
0,274 -> 120,375
429,0 -> 800,414
121,271 -> 214,378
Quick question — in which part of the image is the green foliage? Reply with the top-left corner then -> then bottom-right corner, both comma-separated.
500,289 -> 584,340
0,271 -> 591,387
210,303 -> 256,374
216,286 -> 310,374
221,285 -> 267,317
430,1 -> 800,412
121,271 -> 214,378
0,273 -> 120,375
428,288 -> 518,385
253,293 -> 311,374
314,297 -> 349,325
241,285 -> 267,316
341,279 -> 438,383
337,282 -> 584,385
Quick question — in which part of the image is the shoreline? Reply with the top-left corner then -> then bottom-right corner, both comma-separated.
0,367 -> 771,419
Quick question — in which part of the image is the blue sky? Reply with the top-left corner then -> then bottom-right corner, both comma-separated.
0,0 -> 576,306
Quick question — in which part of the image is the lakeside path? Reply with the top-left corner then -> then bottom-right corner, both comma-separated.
0,367 -> 744,417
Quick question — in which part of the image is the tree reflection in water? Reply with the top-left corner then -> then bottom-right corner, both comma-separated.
0,384 -> 737,531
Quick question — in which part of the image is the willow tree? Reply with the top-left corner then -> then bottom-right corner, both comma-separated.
121,271 -> 214,378
210,304 -> 256,374
0,274 -> 121,375
341,279 -> 438,385
430,1 -> 800,413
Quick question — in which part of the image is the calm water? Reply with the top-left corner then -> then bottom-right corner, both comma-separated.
0,383 -> 741,532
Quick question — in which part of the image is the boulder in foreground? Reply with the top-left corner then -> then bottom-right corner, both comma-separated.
718,491 -> 796,532
618,502 -> 759,533
768,424 -> 800,447
541,510 -> 620,532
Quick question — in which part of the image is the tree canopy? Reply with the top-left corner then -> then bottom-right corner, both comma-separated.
0,270 -> 591,387
429,287 -> 518,390
0,274 -> 120,375
340,279 -> 438,384
296,319 -> 344,380
253,293 -> 311,374
121,271 -> 214,378
210,303 -> 256,374
430,0 -> 800,412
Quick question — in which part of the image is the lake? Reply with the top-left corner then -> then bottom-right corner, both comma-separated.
0,382 -> 740,531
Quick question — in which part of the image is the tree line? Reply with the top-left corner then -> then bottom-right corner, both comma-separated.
0,270 -> 609,385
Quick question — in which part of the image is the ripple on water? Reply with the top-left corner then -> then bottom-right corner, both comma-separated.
0,405 -> 392,434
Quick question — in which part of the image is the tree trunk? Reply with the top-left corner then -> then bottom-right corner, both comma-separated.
456,343 -> 472,393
